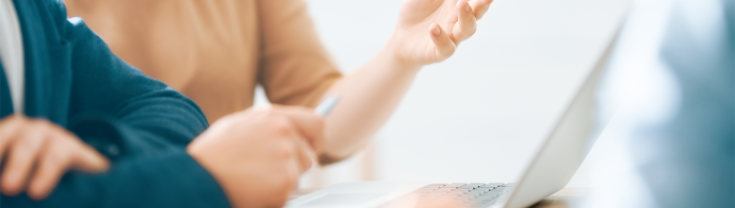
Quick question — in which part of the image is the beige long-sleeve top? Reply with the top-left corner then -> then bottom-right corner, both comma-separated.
64,0 -> 343,123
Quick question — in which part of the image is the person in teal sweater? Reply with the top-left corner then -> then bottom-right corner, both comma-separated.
0,0 -> 325,207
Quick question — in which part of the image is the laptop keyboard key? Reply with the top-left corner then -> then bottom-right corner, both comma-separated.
458,183 -> 485,189
395,182 -> 512,208
502,183 -> 516,187
444,183 -> 466,188
479,183 -> 504,188
475,188 -> 493,192
425,183 -> 446,187
452,189 -> 470,193
493,187 -> 510,193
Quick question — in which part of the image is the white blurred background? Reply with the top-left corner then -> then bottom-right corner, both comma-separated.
256,0 -> 631,188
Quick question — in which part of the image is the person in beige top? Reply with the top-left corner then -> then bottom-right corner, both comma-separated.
62,0 -> 492,160
64,0 -> 342,123
2,0 -> 492,207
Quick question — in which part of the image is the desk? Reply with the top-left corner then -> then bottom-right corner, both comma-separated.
530,188 -> 588,208
291,188 -> 589,208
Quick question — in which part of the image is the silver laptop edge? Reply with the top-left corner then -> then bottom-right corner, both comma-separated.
287,27 -> 621,208
495,30 -> 619,208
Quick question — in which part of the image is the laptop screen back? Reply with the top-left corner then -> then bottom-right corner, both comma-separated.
501,34 -> 618,208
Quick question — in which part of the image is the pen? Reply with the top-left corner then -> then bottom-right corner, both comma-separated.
314,96 -> 340,117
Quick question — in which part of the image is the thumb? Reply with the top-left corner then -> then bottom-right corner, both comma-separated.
275,106 -> 325,154
71,144 -> 110,173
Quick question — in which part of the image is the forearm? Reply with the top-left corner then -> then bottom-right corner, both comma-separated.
320,44 -> 422,161
0,152 -> 230,208
262,0 -> 492,163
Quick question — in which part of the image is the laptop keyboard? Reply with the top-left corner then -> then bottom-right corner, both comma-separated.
395,183 -> 515,207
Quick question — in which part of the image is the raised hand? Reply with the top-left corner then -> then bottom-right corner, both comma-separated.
390,0 -> 494,66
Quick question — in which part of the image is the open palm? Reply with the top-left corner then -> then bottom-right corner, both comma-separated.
391,0 -> 494,65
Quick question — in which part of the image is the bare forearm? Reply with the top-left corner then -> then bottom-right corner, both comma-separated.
318,0 -> 494,162
320,45 -> 421,161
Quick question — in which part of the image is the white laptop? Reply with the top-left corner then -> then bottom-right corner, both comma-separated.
286,32 -> 618,208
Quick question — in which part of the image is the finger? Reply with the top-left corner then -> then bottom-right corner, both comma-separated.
68,140 -> 110,173
440,1 -> 460,41
275,118 -> 315,174
453,0 -> 477,42
276,153 -> 300,207
26,144 -> 72,200
470,0 -> 494,20
429,23 -> 457,59
1,128 -> 47,195
292,135 -> 316,173
285,156 -> 300,191
400,0 -> 444,22
0,115 -> 27,161
273,106 -> 325,153
281,140 -> 301,192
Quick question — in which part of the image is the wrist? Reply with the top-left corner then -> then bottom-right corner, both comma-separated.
384,31 -> 424,71
380,44 -> 423,73
187,146 -> 243,208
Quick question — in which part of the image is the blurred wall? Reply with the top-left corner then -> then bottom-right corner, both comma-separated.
273,0 -> 630,188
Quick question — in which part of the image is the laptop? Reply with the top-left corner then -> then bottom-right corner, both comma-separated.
286,32 -> 618,208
